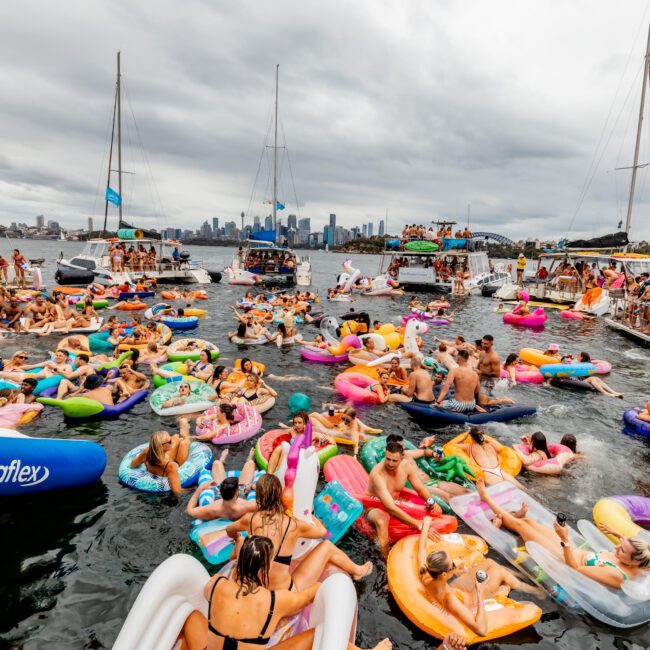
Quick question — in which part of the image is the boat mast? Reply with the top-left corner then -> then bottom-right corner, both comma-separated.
117,51 -> 123,225
625,24 -> 650,235
102,85 -> 118,236
272,64 -> 279,239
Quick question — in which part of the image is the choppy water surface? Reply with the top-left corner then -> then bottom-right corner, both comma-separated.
1,243 -> 650,649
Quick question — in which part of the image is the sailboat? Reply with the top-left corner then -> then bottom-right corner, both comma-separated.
58,52 -> 209,285
229,65 -> 312,286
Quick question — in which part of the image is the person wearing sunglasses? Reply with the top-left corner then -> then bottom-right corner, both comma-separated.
418,518 -> 542,638
129,418 -> 192,497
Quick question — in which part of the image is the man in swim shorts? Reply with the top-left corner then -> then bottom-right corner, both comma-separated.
477,334 -> 500,383
402,357 -> 435,403
366,440 -> 440,556
186,449 -> 259,522
435,349 -> 483,412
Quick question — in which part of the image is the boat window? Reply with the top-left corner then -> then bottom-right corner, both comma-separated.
468,254 -> 489,276
71,258 -> 96,270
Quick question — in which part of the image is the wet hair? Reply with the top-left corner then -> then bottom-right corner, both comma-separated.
422,550 -> 451,578
469,427 -> 485,443
145,430 -> 169,467
219,402 -> 237,422
386,433 -> 404,445
21,377 -> 37,388
530,431 -> 551,459
482,334 -> 494,343
386,440 -> 404,455
240,358 -> 253,372
234,535 -> 274,597
277,323 -> 287,336
341,406 -> 357,419
436,308 -> 444,316
77,354 -> 90,363
56,349 -> 70,358
578,351 -> 591,363
457,349 -> 470,361
438,342 -> 447,352
220,476 -> 239,501
505,353 -> 518,368
560,433 -> 577,453
456,335 -> 465,343
628,537 -> 650,568
236,323 -> 246,337
255,474 -> 284,524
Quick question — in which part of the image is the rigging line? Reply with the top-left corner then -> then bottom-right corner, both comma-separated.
91,86 -> 119,222
247,80 -> 277,227
632,86 -> 650,225
565,12 -> 650,237
122,78 -> 167,223
278,115 -> 301,219
565,60 -> 645,238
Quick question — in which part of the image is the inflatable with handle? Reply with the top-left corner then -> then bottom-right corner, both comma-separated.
503,307 -> 547,327
112,554 -> 209,650
38,388 -> 148,419
401,401 -> 536,427
149,382 -> 216,416
512,442 -> 573,475
196,403 -> 262,444
443,432 -> 521,479
388,533 -> 541,643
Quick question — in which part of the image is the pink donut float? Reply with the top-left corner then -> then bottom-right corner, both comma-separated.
513,442 -> 573,475
195,403 -> 262,444
500,364 -> 544,384
503,307 -> 547,328
334,371 -> 380,403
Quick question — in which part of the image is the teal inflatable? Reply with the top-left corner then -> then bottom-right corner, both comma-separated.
288,392 -> 311,415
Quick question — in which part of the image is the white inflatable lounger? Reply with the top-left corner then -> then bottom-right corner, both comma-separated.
113,554 -> 209,650
19,316 -> 103,334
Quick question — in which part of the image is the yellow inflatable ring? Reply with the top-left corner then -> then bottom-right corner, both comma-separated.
519,347 -> 559,367
443,432 -> 522,480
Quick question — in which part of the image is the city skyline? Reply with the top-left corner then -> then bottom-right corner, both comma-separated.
2,2 -> 650,241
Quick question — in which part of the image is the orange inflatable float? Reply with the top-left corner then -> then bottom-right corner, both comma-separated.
160,291 -> 179,300
114,301 -> 147,311
227,359 -> 266,384
388,535 -> 541,643
343,364 -> 408,387
442,432 -> 521,480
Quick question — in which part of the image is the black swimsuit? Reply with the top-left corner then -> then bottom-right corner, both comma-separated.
249,514 -> 295,588
208,576 -> 275,649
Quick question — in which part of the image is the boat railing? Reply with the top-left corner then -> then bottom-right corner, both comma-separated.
609,296 -> 649,333
384,236 -> 475,252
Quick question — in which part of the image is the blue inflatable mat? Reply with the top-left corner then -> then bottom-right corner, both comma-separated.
400,402 -> 536,427
0,433 -> 106,496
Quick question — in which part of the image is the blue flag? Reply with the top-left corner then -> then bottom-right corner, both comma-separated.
105,186 -> 122,206
276,201 -> 285,211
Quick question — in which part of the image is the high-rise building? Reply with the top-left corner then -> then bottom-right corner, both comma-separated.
47,220 -> 60,231
367,222 -> 373,238
36,215 -> 44,228
287,214 -> 297,231
87,217 -> 93,233
212,217 -> 219,232
362,224 -> 367,238
298,218 -> 310,244
253,216 -> 261,233
329,213 -> 336,229
323,225 -> 335,247
378,220 -> 385,236
200,220 -> 212,238
351,226 -> 360,239
224,221 -> 236,238
264,215 -> 273,231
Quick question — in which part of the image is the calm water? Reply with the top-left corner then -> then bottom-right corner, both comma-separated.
1,242 -> 650,649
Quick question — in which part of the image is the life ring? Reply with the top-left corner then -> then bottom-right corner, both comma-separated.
285,259 -> 295,269
439,267 -> 451,280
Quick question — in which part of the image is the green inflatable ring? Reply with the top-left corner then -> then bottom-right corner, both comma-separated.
76,300 -> 109,310
152,361 -> 205,388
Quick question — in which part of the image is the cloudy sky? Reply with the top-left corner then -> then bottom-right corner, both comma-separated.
2,0 -> 650,241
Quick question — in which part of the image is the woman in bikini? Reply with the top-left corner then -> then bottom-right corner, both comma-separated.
178,535 -> 391,650
235,374 -> 277,410
226,475 -> 373,592
207,365 -> 239,399
185,349 -> 215,381
417,517 -> 542,638
476,478 -> 650,589
454,427 -> 519,486
129,420 -> 192,496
